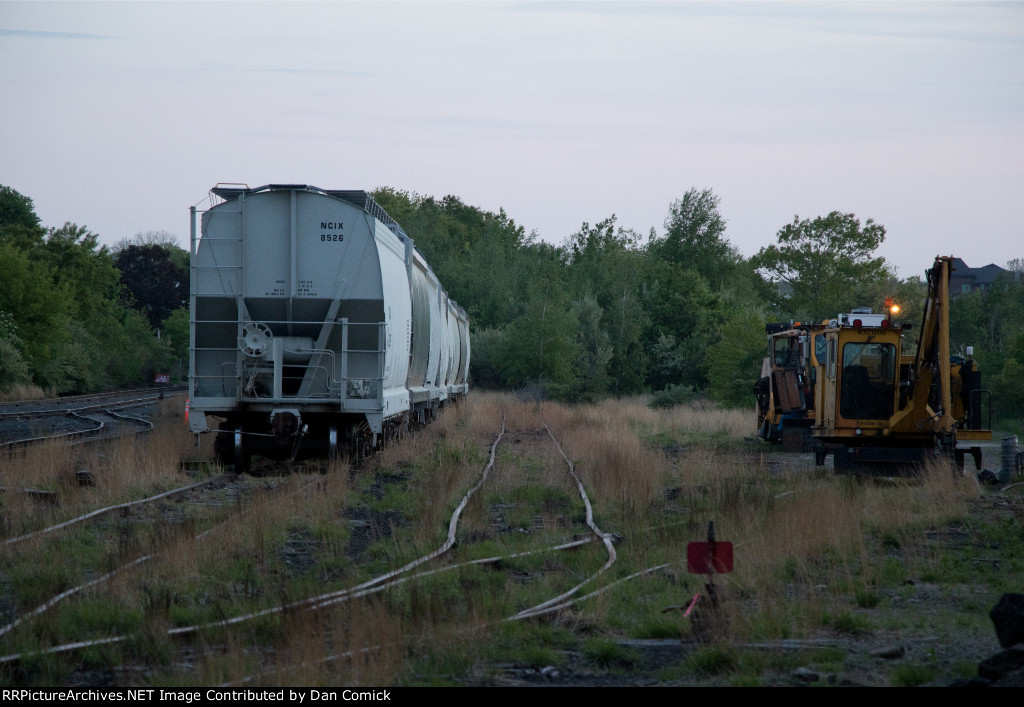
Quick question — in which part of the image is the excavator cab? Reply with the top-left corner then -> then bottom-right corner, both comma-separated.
839,341 -> 896,421
756,322 -> 824,451
811,256 -> 992,473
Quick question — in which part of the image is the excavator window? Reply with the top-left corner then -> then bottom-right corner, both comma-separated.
774,337 -> 800,368
840,343 -> 896,419
814,334 -> 826,366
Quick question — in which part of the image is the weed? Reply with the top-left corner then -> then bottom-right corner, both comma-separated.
881,531 -> 902,549
951,659 -> 979,680
877,557 -> 907,586
890,663 -> 936,687
649,384 -> 698,409
56,598 -> 142,637
743,604 -> 794,641
854,587 -> 881,609
809,646 -> 847,673
509,644 -> 565,670
582,638 -> 638,669
0,391 -> 1008,686
684,644 -> 738,676
729,672 -> 762,687
631,615 -> 685,640
825,610 -> 873,636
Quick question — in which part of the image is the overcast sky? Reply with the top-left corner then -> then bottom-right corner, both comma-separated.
1,1 -> 1021,278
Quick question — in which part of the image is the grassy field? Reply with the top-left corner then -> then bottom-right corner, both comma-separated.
1,391 -> 1021,686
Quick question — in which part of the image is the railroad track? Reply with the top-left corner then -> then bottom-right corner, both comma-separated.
0,387 -> 185,449
0,401 -> 684,684
0,386 -> 186,416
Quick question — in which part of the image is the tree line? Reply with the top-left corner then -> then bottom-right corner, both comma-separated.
2,183 -> 1020,428
373,187 -> 1023,426
0,186 -> 188,396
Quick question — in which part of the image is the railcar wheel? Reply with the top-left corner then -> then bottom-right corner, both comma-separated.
214,423 -> 233,467
233,424 -> 251,473
327,423 -> 341,462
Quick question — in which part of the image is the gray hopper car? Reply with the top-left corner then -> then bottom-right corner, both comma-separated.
188,184 -> 469,470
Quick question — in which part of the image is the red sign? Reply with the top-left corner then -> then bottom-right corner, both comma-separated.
154,373 -> 170,384
686,541 -> 734,574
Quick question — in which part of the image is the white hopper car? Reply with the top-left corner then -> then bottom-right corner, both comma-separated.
188,184 -> 469,470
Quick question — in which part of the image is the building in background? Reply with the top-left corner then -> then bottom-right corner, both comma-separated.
949,258 -> 1018,296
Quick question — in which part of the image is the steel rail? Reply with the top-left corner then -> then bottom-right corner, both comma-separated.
168,417 -> 510,625
0,555 -> 155,639
0,473 -> 324,644
0,504 -> 248,639
2,475 -> 232,547
1,402 -> 160,449
0,422 -> 508,663
511,563 -> 671,621
510,423 -> 618,620
0,413 -> 645,667
0,387 -> 185,418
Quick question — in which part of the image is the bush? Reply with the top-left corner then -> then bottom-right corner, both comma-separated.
466,326 -> 506,388
0,334 -> 31,392
649,384 -> 697,409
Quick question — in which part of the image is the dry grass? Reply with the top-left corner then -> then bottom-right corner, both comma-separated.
0,391 -> 999,687
555,405 -> 668,516
616,396 -> 752,444
260,599 -> 406,686
0,399 -> 198,538
0,384 -> 50,403
710,456 -> 984,642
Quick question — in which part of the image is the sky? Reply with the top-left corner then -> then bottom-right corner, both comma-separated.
1,1 -> 1022,279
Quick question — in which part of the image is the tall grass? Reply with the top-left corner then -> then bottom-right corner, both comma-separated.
0,399 -> 201,539
0,383 -> 49,402
0,391 -> 996,686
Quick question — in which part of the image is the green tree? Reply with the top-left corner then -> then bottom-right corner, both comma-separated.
498,243 -> 579,392
947,269 -> 1024,426
92,307 -> 173,386
114,230 -> 189,272
754,211 -> 892,320
566,294 -> 613,401
372,188 -> 528,331
651,187 -> 740,288
638,190 -> 770,395
640,262 -> 721,391
990,330 -> 1024,425
0,242 -> 70,383
162,307 -> 190,378
465,325 -> 506,388
0,191 -> 178,392
707,306 -> 769,407
0,186 -> 41,230
0,311 -> 32,392
0,186 -> 47,255
564,216 -> 649,394
44,223 -> 121,322
115,244 -> 188,328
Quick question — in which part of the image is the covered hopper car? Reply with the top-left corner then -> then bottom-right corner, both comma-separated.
188,184 -> 469,470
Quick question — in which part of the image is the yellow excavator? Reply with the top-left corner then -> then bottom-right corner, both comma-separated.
757,255 -> 992,472
754,321 -> 825,452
